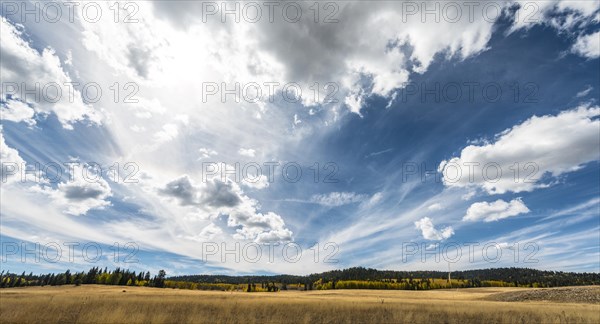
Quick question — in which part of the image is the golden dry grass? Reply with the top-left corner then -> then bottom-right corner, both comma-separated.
1,285 -> 599,323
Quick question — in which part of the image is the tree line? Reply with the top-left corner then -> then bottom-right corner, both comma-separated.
0,267 -> 166,288
2,266 -> 598,291
170,267 -> 600,290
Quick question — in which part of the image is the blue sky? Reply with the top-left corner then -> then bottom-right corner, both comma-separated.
1,1 -> 599,276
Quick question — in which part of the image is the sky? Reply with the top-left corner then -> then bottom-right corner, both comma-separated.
0,0 -> 599,276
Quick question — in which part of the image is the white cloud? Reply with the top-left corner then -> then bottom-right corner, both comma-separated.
0,17 -> 101,129
184,223 -> 223,241
310,192 -> 368,207
426,243 -> 439,250
159,175 -> 241,208
440,106 -> 600,194
3,0 -> 598,274
80,2 -> 169,80
198,148 -> 218,159
238,148 -> 256,158
64,50 -> 73,66
544,197 -> 600,220
461,191 -> 477,201
127,97 -> 167,120
0,130 -> 26,184
151,1 -> 506,114
229,209 -> 293,243
427,203 -> 443,211
130,125 -> 146,133
154,123 -> 179,143
241,174 -> 269,190
576,85 -> 593,98
463,198 -> 530,222
555,0 -> 600,16
360,192 -> 384,208
510,1 -> 600,60
572,31 -> 600,59
345,92 -> 364,116
511,1 -> 600,32
1,100 -> 35,126
159,175 -> 292,243
33,165 -> 113,216
414,217 -> 454,241
174,114 -> 190,125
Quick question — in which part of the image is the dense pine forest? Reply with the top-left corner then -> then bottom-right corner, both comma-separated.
2,267 -> 599,291
1,267 -> 167,289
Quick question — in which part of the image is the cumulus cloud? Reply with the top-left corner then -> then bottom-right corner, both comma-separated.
1,100 -> 35,126
198,148 -> 217,159
159,175 -> 241,208
0,17 -> 101,129
258,1 -> 502,111
0,130 -> 26,184
511,0 -> 600,32
439,106 -> 600,194
150,0 -> 599,112
159,175 -> 203,206
34,165 -> 112,216
572,31 -> 600,59
238,148 -> 256,158
202,178 -> 244,208
159,175 -> 292,243
148,1 -> 506,114
414,217 -> 454,241
463,198 -> 530,222
461,191 -> 477,201
80,3 -> 169,80
510,1 -> 600,59
229,209 -> 293,243
511,0 -> 600,58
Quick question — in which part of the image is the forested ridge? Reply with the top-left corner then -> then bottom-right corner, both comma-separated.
170,267 -> 600,290
3,267 -> 598,291
173,267 -> 600,285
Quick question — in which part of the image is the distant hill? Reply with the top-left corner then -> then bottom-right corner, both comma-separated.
169,267 -> 600,288
3,266 -> 598,290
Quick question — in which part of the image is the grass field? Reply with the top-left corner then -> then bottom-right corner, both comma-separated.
1,285 -> 599,323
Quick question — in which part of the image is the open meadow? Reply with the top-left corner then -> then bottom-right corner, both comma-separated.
1,285 -> 599,323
